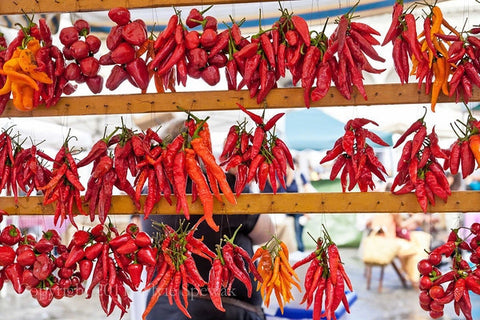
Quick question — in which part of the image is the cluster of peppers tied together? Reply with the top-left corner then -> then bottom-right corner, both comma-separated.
384,0 -> 480,110
251,236 -> 301,314
417,223 -> 480,320
0,15 -> 78,112
391,109 -> 451,213
220,103 -> 293,195
320,118 -> 390,192
101,7 -> 151,92
291,227 -> 353,320
59,19 -> 104,94
448,107 -> 480,180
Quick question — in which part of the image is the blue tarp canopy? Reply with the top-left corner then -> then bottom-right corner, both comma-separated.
284,109 -> 393,151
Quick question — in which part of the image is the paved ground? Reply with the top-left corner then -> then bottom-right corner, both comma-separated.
0,248 -> 477,320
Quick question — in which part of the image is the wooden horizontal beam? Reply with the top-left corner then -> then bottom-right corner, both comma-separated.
3,84 -> 477,118
1,0 -> 277,15
1,191 -> 479,216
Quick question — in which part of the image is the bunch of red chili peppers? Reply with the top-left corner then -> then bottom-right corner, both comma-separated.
251,236 -> 300,314
38,133 -> 87,228
150,6 -> 228,91
417,223 -> 480,320
383,0 -> 426,86
207,226 -> 263,313
441,27 -> 480,105
317,2 -> 385,103
220,103 -> 293,194
142,219 -> 216,319
391,110 -> 451,213
0,126 -> 64,207
447,107 -> 480,180
320,117 -> 389,192
166,111 -> 238,231
0,128 -> 18,202
291,227 -> 353,320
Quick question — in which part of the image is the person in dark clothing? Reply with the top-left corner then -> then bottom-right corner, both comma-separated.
142,173 -> 274,320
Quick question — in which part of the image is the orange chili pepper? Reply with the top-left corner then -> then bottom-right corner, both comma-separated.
430,57 -> 445,112
274,286 -> 284,314
184,147 -> 218,232
21,85 -> 35,111
469,134 -> 480,168
267,255 -> 281,287
278,248 -> 300,282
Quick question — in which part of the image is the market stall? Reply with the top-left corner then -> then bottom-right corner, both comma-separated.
0,0 -> 480,319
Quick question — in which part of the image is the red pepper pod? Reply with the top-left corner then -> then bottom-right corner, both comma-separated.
410,125 -> 427,157
5,263 -> 25,294
465,274 -> 480,295
291,15 -> 311,47
106,25 -> 124,51
200,28 -> 217,49
449,65 -> 465,96
259,33 -> 276,68
350,29 -> 385,63
64,245 -> 86,268
149,36 -> 176,71
108,7 -> 131,26
329,155 -> 347,180
137,247 -> 156,266
0,245 -> 15,267
382,1 -> 403,46
415,179 -> 429,213
208,258 -> 226,312
336,15 -> 349,53
201,64 -> 221,86
403,14 -> 425,64
122,19 -> 147,46
85,75 -> 104,94
0,224 -> 22,246
461,139 -> 476,178
263,112 -> 285,132
236,103 -> 264,125
127,263 -> 143,290
464,61 -> 480,88
233,42 -> 259,61
320,138 -> 344,164
225,59 -> 238,90
155,14 -> 178,49
85,242 -> 103,260
126,57 -> 150,90
209,30 -> 230,58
